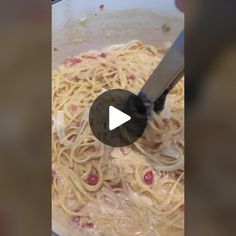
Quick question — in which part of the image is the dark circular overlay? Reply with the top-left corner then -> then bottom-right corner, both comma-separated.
89,89 -> 147,147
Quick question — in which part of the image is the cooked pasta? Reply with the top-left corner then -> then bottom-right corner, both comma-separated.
52,40 -> 184,236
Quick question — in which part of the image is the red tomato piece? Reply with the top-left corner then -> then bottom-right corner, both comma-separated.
87,173 -> 98,186
143,171 -> 154,185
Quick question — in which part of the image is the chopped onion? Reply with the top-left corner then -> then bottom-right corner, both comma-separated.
56,111 -> 73,147
104,43 -> 125,51
159,146 -> 184,171
101,88 -> 108,93
129,191 -> 153,206
52,116 -> 56,133
161,147 -> 180,160
97,189 -> 119,214
157,154 -> 184,172
163,41 -> 172,50
110,148 -> 124,158
79,17 -> 88,25
178,138 -> 184,146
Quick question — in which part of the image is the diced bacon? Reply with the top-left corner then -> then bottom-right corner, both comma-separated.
68,134 -> 77,142
111,73 -> 116,78
162,118 -> 169,125
71,216 -> 81,224
111,181 -> 123,189
82,222 -> 94,228
82,55 -> 97,59
68,76 -> 76,81
175,170 -> 183,178
128,74 -> 136,81
78,120 -> 85,128
52,169 -> 56,183
66,57 -> 82,67
107,72 -> 116,79
99,52 -> 107,58
99,4 -> 104,10
160,171 -> 166,178
70,105 -> 78,113
84,146 -> 96,154
87,173 -> 98,186
74,205 -> 84,213
86,223 -> 94,228
143,171 -> 154,185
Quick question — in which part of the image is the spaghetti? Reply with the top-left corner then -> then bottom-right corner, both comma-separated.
52,40 -> 184,236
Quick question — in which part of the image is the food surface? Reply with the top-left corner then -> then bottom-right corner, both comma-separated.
52,40 -> 184,236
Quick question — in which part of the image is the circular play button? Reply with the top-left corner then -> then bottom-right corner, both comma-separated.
89,89 -> 147,147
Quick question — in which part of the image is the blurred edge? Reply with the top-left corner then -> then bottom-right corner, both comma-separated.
0,0 -> 51,236
1,0 -> 236,236
186,0 -> 236,235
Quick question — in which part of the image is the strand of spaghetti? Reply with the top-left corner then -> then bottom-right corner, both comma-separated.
160,172 -> 184,210
67,168 -> 97,202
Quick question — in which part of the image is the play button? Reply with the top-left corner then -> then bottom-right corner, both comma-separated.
89,89 -> 147,147
109,106 -> 131,131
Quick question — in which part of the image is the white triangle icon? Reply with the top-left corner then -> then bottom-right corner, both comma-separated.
109,106 -> 131,131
